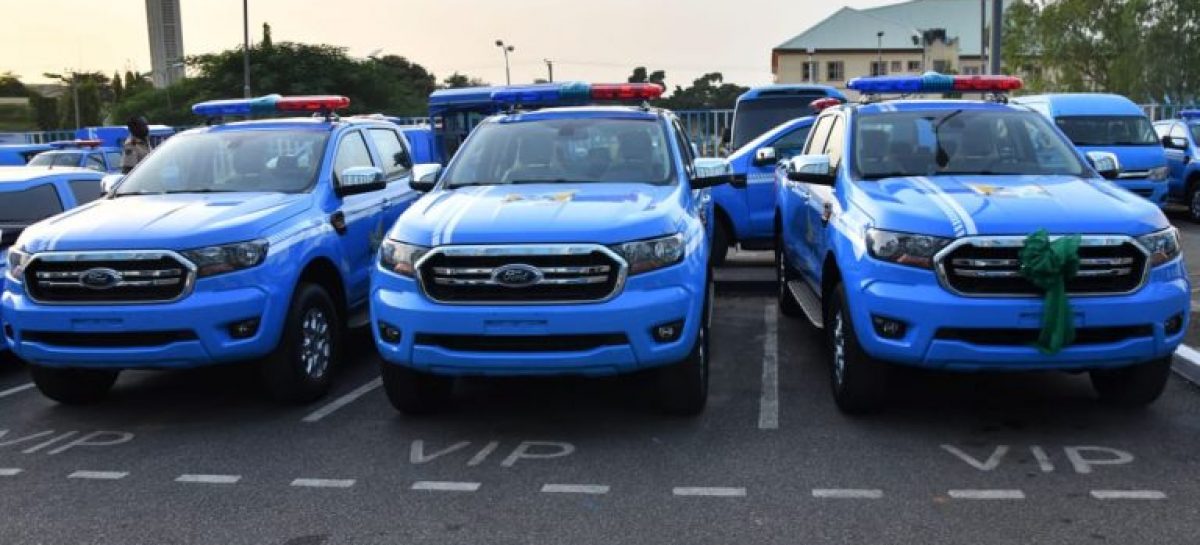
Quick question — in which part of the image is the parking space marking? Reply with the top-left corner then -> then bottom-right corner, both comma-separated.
412,480 -> 481,492
672,487 -> 747,497
948,489 -> 1025,500
0,383 -> 34,399
301,378 -> 382,423
758,303 -> 779,430
291,478 -> 356,489
68,470 -> 128,480
176,474 -> 241,484
541,484 -> 610,495
0,468 -> 22,477
1090,490 -> 1167,500
812,488 -> 883,499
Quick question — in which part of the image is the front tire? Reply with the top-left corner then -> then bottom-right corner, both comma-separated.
30,366 -> 118,405
826,283 -> 887,414
260,283 -> 341,404
1188,180 -> 1200,223
711,219 -> 731,267
656,278 -> 712,416
776,230 -> 803,318
380,362 -> 454,415
1090,357 -> 1171,408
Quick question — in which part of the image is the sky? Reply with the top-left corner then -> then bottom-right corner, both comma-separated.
3,0 -> 898,88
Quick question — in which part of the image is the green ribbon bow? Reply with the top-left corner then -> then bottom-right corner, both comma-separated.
1018,229 -> 1081,354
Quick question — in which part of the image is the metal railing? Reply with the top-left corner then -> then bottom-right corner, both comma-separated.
674,109 -> 734,157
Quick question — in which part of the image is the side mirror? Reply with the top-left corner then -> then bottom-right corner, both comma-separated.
1085,151 -> 1121,180
752,146 -> 778,167
410,163 -> 441,192
336,166 -> 386,197
691,158 -> 737,189
100,174 -> 124,195
395,149 -> 414,170
785,155 -> 835,186
1163,135 -> 1188,150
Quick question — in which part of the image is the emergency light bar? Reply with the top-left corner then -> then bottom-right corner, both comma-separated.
847,73 -> 1023,94
47,139 -> 103,149
1179,109 -> 1200,119
810,97 -> 842,113
488,82 -> 664,107
191,94 -> 351,117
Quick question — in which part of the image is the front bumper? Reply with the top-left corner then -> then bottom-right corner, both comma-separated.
1116,177 -> 1169,206
844,258 -> 1190,371
1,270 -> 288,369
370,260 -> 707,377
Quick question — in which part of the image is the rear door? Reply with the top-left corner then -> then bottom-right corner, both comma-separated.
1164,122 -> 1190,198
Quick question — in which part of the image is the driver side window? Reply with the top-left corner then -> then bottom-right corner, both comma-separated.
334,131 -> 375,176
773,125 -> 812,161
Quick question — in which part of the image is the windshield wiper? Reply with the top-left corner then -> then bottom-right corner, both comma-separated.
861,172 -> 913,180
446,182 -> 497,189
160,189 -> 241,194
934,109 -> 965,168
113,191 -> 164,197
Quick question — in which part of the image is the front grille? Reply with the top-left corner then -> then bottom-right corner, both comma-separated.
23,330 -> 197,348
418,245 -> 626,304
938,237 -> 1146,296
25,251 -> 194,304
935,326 -> 1153,346
415,333 -> 628,352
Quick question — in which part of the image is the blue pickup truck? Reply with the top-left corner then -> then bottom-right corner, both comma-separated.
776,74 -> 1188,413
371,82 -> 740,415
27,140 -> 124,174
1154,111 -> 1200,220
1012,94 -> 1169,205
709,85 -> 845,263
3,95 -> 424,404
0,167 -> 106,357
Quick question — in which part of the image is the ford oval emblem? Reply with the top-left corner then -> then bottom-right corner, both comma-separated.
79,268 -> 123,290
491,264 -> 543,288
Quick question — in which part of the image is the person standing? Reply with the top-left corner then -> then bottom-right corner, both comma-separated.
121,116 -> 152,174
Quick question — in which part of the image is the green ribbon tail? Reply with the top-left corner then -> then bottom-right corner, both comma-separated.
1018,229 -> 1081,355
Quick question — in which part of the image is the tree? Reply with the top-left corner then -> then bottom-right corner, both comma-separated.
658,72 -> 747,110
441,72 -> 487,88
261,22 -> 273,50
112,71 -> 124,102
627,67 -> 666,87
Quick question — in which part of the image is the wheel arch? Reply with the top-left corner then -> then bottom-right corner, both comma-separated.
297,257 -> 348,323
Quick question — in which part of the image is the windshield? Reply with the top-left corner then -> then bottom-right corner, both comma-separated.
731,94 -> 827,149
0,183 -> 63,224
441,117 -> 676,187
27,151 -> 82,168
1189,123 -> 1200,145
1055,115 -> 1158,146
115,129 -> 329,196
855,109 -> 1087,179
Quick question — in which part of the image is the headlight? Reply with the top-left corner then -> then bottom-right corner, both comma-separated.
865,228 -> 953,269
380,239 -> 429,277
1148,166 -> 1170,181
611,233 -> 685,275
1137,228 -> 1181,267
181,239 -> 269,277
6,247 -> 31,279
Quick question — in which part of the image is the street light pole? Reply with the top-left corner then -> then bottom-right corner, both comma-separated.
242,0 -> 251,98
495,40 -> 514,85
44,72 -> 81,129
806,47 -> 815,83
876,31 -> 885,75
544,59 -> 554,83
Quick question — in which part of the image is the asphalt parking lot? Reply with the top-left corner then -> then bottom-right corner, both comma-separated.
1,240 -> 1200,545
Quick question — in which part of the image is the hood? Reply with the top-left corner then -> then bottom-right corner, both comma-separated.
853,175 -> 1168,238
1075,145 -> 1165,172
17,192 -> 312,252
390,183 -> 683,245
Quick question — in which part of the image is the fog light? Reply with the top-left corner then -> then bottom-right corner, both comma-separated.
228,318 -> 260,339
1164,313 -> 1184,336
651,320 -> 684,343
871,315 -> 907,339
378,322 -> 402,344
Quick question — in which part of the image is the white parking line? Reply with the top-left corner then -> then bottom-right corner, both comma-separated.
301,378 -> 382,423
291,478 -> 356,489
412,481 -> 480,492
758,304 -> 779,430
1172,345 -> 1200,386
176,474 -> 241,484
948,489 -> 1025,500
0,468 -> 22,477
0,382 -> 34,399
812,488 -> 883,499
672,487 -> 747,497
541,484 -> 610,495
1090,490 -> 1166,500
68,470 -> 128,480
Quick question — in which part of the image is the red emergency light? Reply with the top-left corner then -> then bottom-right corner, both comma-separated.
950,75 -> 1024,92
810,97 -> 842,113
275,95 -> 352,112
48,139 -> 103,149
590,83 -> 664,101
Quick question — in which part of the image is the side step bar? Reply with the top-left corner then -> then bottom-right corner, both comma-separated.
787,280 -> 825,329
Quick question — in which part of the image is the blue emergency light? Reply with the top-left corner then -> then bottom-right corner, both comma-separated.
191,94 -> 350,117
428,82 -> 664,114
1179,109 -> 1200,119
848,72 -> 1023,94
